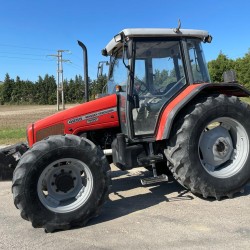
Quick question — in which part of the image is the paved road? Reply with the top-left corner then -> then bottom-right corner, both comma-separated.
1,166 -> 250,249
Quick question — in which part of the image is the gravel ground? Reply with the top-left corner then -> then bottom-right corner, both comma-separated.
0,165 -> 250,250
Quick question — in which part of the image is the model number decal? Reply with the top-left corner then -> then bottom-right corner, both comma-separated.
68,107 -> 116,125
87,117 -> 98,124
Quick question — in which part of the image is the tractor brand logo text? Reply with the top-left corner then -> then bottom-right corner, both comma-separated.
68,108 -> 116,125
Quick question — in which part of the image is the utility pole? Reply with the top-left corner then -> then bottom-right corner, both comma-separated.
48,50 -> 70,111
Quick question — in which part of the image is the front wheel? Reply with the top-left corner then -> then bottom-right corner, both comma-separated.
12,135 -> 111,232
165,95 -> 250,199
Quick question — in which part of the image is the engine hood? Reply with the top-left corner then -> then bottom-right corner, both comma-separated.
27,94 -> 119,146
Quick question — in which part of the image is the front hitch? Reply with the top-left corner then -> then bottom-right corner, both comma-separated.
0,143 -> 29,180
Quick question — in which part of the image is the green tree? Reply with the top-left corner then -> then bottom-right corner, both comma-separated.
35,75 -> 56,104
74,75 -> 84,102
66,79 -> 76,103
19,80 -> 35,104
208,52 -> 235,82
45,75 -> 57,104
154,69 -> 169,87
2,73 -> 15,103
0,82 -> 4,104
234,50 -> 250,90
89,75 -> 107,100
11,76 -> 22,104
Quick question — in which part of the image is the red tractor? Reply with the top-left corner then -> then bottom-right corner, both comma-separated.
6,26 -> 250,232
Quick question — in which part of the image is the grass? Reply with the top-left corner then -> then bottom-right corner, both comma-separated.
241,97 -> 250,105
0,128 -> 26,145
0,104 -> 76,145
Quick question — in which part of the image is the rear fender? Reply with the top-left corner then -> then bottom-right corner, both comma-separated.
156,83 -> 250,141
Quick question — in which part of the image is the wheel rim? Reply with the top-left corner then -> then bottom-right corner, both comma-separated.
37,158 -> 93,213
199,117 -> 249,178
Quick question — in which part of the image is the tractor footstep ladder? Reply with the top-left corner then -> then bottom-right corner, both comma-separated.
140,143 -> 168,185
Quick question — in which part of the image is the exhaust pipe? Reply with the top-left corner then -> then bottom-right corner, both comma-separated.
77,40 -> 89,102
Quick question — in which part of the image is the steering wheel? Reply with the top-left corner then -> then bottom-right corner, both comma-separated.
142,76 -> 186,98
164,76 -> 185,95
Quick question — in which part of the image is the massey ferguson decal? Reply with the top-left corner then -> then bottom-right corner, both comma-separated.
68,107 -> 117,125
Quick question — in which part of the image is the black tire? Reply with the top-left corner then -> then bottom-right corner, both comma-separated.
12,134 -> 111,232
164,94 -> 250,199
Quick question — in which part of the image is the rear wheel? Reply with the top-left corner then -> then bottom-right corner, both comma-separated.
12,135 -> 111,232
165,95 -> 250,199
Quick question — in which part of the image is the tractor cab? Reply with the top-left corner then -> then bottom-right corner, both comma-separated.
102,28 -> 212,141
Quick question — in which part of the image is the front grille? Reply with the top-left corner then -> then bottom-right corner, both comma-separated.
36,123 -> 65,142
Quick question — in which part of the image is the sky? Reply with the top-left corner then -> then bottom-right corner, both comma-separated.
0,0 -> 250,82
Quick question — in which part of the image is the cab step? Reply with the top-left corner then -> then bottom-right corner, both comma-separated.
138,154 -> 163,165
141,174 -> 168,185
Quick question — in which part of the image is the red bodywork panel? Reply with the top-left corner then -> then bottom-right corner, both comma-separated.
27,94 -> 119,146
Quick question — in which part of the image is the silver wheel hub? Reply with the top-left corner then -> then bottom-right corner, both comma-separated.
37,158 -> 93,213
199,117 -> 249,178
214,137 -> 231,158
200,126 -> 233,167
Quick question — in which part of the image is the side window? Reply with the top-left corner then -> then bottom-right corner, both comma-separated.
188,39 -> 210,83
134,59 -> 146,94
152,56 -> 185,94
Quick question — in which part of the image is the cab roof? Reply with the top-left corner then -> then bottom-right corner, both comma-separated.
103,28 -> 210,56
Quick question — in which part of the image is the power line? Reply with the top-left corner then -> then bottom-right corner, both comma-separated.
0,55 -> 54,61
67,62 -> 82,70
0,43 -> 56,52
0,51 -> 46,57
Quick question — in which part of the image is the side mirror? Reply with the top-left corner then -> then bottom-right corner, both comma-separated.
122,42 -> 132,70
97,61 -> 109,78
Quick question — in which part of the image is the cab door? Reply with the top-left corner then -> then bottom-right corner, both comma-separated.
130,39 -> 187,138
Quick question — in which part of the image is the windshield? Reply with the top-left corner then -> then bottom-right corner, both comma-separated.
133,40 -> 185,96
